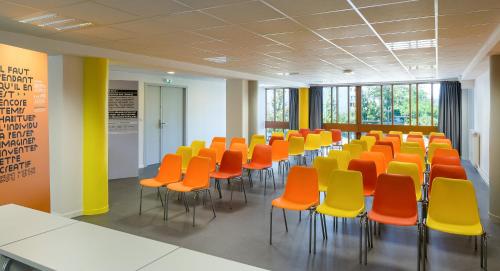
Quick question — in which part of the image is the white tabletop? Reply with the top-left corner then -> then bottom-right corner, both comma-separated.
139,248 -> 268,271
0,204 -> 76,247
0,222 -> 179,271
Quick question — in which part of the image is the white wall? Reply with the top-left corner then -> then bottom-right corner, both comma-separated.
108,69 -> 226,168
48,55 -> 83,217
474,69 -> 490,184
226,79 -> 249,143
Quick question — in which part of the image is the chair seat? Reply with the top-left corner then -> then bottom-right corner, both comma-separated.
140,178 -> 166,187
243,162 -> 271,170
426,216 -> 483,236
317,204 -> 364,219
210,171 -> 241,179
272,197 -> 317,211
167,182 -> 208,192
304,147 -> 320,151
368,210 -> 417,226
319,183 -> 327,192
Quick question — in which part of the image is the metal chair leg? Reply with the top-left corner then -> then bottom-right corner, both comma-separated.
309,209 -> 313,254
271,168 -> 276,190
418,224 -> 422,271
139,186 -> 143,215
280,209 -> 288,232
359,217 -> 363,264
314,212 -> 317,254
164,189 -> 170,220
270,206 -> 274,245
157,187 -> 164,207
241,178 -> 247,203
192,192 -> 196,227
208,189 -> 216,218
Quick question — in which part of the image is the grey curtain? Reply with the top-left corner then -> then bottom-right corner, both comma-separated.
438,81 -> 462,153
289,88 -> 299,130
309,86 -> 323,129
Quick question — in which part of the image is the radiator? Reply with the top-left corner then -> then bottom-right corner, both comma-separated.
470,130 -> 480,168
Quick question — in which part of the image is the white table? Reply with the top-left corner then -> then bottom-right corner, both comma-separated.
139,248 -> 268,271
0,204 -> 76,247
0,222 -> 178,271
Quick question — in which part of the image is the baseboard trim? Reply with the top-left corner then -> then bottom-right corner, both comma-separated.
477,167 -> 490,186
52,209 -> 83,218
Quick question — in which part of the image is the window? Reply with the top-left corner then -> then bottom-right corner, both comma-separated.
361,85 -> 381,124
393,85 -> 410,125
432,83 -> 440,126
265,88 -> 290,137
417,84 -> 432,126
348,86 -> 356,124
382,85 -> 392,125
322,86 -> 353,124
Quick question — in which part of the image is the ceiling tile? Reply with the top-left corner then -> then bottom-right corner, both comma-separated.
372,16 -> 434,34
94,0 -> 191,17
6,0 -> 83,9
153,11 -> 227,31
315,24 -> 374,39
176,0 -> 250,9
203,1 -> 283,23
50,1 -> 137,25
439,9 -> 500,29
294,10 -> 364,29
381,29 -> 435,42
241,18 -> 303,35
359,0 -> 434,23
112,19 -> 175,34
0,1 -> 42,19
263,0 -> 351,17
439,0 -> 500,15
331,35 -> 382,46
66,26 -> 134,41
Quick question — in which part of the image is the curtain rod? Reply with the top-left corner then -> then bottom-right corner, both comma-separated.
308,77 -> 460,87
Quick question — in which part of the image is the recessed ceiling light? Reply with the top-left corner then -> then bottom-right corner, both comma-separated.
277,72 -> 290,76
18,13 -> 93,31
343,69 -> 354,75
38,18 -> 75,27
167,71 -> 175,74
385,39 -> 437,51
18,13 -> 57,23
408,64 -> 436,71
204,56 -> 228,64
55,22 -> 93,31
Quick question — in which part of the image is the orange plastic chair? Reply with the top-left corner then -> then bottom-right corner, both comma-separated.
210,141 -> 226,164
433,148 -> 459,159
210,150 -> 246,206
270,166 -> 319,253
366,133 -> 380,141
139,154 -> 182,215
371,145 -> 393,163
394,153 -> 424,184
212,137 -> 226,144
165,156 -> 216,226
429,135 -> 446,144
198,148 -> 217,173
360,151 -> 387,176
366,173 -> 421,267
381,137 -> 400,153
432,138 -> 452,147
243,144 -> 275,192
406,137 -> 425,150
348,159 -> 378,196
272,140 -> 290,182
331,129 -> 342,146
428,164 -> 467,196
407,134 -> 424,139
431,156 -> 461,166
374,141 -> 394,157
229,137 -> 246,148
229,142 -> 248,165
269,135 -> 284,146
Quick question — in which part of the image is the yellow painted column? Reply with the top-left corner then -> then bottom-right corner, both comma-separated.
82,57 -> 109,215
299,87 -> 309,129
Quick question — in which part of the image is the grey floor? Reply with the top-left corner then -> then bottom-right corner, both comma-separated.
77,160 -> 499,271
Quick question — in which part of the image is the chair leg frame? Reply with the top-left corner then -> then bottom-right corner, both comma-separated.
164,188 -> 216,227
270,206 -> 315,254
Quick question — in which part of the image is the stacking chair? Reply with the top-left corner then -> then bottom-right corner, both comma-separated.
371,144 -> 393,163
328,150 -> 351,170
210,141 -> 226,165
429,132 -> 445,137
299,128 -> 311,138
409,131 -> 423,136
394,153 -> 425,185
248,134 -> 266,160
360,135 -> 376,151
269,135 -> 284,146
366,132 -> 380,141
432,138 -> 452,147
374,141 -> 394,158
429,135 -> 446,144
165,157 -> 216,227
210,150 -> 246,206
198,148 -> 217,173
272,131 -> 285,137
272,140 -> 290,181
348,159 -> 378,197
229,137 -> 246,148
304,133 -> 322,161
400,145 -> 426,169
270,166 -> 319,254
331,129 -> 342,147
243,144 -> 275,191
388,131 -> 403,141
351,139 -> 368,151
406,137 -> 425,150
313,156 -> 338,194
320,130 -> 333,154
190,140 -> 206,156
402,141 -> 422,152
343,143 -> 363,159
427,143 -> 451,167
139,154 -> 182,215
433,148 -> 459,158
431,155 -> 461,166
366,173 -> 421,268
314,169 -> 366,262
176,146 -> 193,174
211,137 -> 226,144
229,142 -> 248,165
387,161 -> 423,203
369,130 -> 384,140
381,137 -> 400,153
428,165 -> 467,196
360,151 -> 387,176
286,130 -> 299,141
424,178 -> 487,270
288,136 -> 306,165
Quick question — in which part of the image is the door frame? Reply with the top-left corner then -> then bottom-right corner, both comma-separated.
143,83 -> 187,165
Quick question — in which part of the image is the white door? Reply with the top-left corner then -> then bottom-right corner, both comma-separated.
144,84 -> 185,166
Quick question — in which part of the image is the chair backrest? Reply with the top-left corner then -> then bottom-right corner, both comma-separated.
360,135 -> 376,150
406,137 -> 425,150
432,138 -> 452,147
269,135 -> 284,146
219,150 -> 243,175
230,137 -> 246,148
348,159 -> 377,196
198,148 -> 217,173
212,137 -> 226,145
407,134 -> 423,139
331,129 -> 342,143
394,153 -> 424,181
328,150 -> 351,170
387,161 -> 422,200
374,141 -> 394,157
429,132 -> 445,137
271,131 -> 284,137
251,144 -> 272,166
388,131 -> 403,141
428,142 -> 452,164
429,165 -> 467,194
272,140 -> 289,162
286,130 -> 299,141
288,136 -> 305,155
366,133 -> 380,141
381,137 -> 400,153
408,131 -> 423,136
432,155 -> 461,166
428,178 -> 480,228
323,170 -> 364,213
229,142 -> 248,164
320,131 -> 333,147
313,156 -> 338,189
190,140 -> 206,156
304,133 -> 321,150
343,143 -> 363,159
429,134 -> 446,144
283,166 -> 319,206
371,173 -> 418,223
176,146 -> 193,172
351,139 -> 368,151
360,151 -> 387,176
210,141 -> 226,164
249,135 -> 266,159
433,148 -> 459,159
371,144 -> 393,163
369,130 -> 384,139
183,156 -> 210,188
401,141 -> 421,151
156,154 -> 182,184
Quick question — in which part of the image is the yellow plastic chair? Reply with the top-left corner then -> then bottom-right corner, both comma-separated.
304,133 -> 322,158
401,141 -> 421,151
249,134 -> 265,160
387,161 -> 422,201
176,146 -> 193,174
272,131 -> 285,137
314,169 -> 365,258
360,135 -> 376,150
427,142 -> 451,166
328,150 -> 351,170
400,145 -> 426,167
351,139 -> 368,151
286,130 -> 299,141
369,130 -> 384,139
389,131 -> 403,141
409,131 -> 423,136
424,177 -> 487,270
320,131 -> 333,149
313,156 -> 338,193
288,136 -> 306,165
190,140 -> 206,156
429,132 -> 445,137
343,143 -> 363,159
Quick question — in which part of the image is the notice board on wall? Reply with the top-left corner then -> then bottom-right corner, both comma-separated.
0,44 -> 50,212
